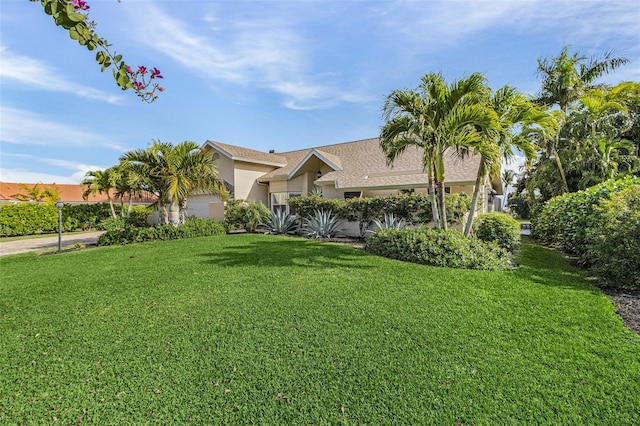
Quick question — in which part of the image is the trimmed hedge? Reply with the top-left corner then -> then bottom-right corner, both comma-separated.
473,212 -> 521,253
289,193 -> 472,236
0,203 -> 58,236
98,218 -> 225,246
0,202 -> 151,237
365,227 -> 511,270
531,176 -> 640,289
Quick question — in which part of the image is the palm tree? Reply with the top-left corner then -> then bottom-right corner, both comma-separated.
121,140 -> 228,225
380,72 -> 494,230
82,168 -> 119,218
533,46 -> 629,194
536,45 -> 629,114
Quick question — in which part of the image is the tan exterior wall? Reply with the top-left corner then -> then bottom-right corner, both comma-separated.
233,161 -> 273,204
269,180 -> 288,193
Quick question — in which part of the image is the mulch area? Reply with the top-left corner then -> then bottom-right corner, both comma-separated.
602,288 -> 640,335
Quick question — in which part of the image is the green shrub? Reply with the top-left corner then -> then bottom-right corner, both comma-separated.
0,203 -> 57,236
366,227 -> 511,270
587,186 -> 640,289
224,200 -> 270,232
532,176 -> 639,257
473,212 -> 521,253
98,218 -> 225,246
99,216 -> 127,231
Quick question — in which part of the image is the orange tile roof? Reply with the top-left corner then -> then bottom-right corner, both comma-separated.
0,182 -> 156,204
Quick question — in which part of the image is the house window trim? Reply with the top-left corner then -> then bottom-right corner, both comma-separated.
270,192 -> 302,215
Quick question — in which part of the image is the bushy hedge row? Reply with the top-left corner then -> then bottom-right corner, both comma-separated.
0,202 -> 152,237
365,227 -> 511,270
289,193 -> 473,236
0,203 -> 59,236
531,176 -> 640,289
473,212 -> 521,253
98,218 -> 225,246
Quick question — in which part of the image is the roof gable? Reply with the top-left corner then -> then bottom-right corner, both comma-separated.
204,140 -> 287,167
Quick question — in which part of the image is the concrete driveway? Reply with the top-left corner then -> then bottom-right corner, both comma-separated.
0,231 -> 104,257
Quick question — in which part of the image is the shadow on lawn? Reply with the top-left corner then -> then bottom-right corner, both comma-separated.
199,236 -> 372,269
514,238 -> 601,294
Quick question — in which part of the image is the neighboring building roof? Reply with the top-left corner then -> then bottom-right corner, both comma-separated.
204,140 -> 287,167
258,138 -> 484,190
0,182 -> 156,204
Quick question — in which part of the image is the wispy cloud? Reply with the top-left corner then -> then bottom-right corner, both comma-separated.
0,152 -> 104,184
127,3 -> 369,109
0,107 -> 127,151
0,45 -> 123,104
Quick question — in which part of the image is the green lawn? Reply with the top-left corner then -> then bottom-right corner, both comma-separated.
1,235 -> 638,425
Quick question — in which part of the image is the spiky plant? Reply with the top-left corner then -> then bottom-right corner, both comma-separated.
262,210 -> 298,235
303,209 -> 343,239
372,213 -> 407,231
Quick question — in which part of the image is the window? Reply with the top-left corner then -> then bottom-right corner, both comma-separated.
270,192 -> 301,215
344,191 -> 361,200
212,152 -> 220,161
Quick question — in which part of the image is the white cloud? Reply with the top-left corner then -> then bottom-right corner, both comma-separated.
0,107 -> 127,151
0,153 -> 104,184
128,3 -> 367,109
0,45 -> 123,104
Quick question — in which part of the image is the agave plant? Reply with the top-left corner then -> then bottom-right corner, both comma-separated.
372,213 -> 407,231
303,209 -> 343,239
262,210 -> 298,235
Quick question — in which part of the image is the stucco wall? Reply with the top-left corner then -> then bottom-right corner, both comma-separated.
233,161 -> 273,204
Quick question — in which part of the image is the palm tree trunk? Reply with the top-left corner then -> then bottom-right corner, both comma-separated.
168,200 -> 180,226
108,198 -> 117,219
428,175 -> 440,229
127,194 -> 133,218
552,147 -> 570,193
464,171 -> 483,236
438,181 -> 448,231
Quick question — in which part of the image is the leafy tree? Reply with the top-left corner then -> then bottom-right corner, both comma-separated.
121,141 -> 228,225
32,0 -> 164,102
11,183 -> 61,205
381,72 -> 494,230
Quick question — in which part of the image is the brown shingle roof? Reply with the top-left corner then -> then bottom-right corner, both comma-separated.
0,182 -> 156,204
258,138 -> 481,189
205,140 -> 287,166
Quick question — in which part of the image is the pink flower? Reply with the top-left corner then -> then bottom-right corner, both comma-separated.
150,68 -> 163,79
127,66 -> 133,74
72,0 -> 90,11
137,66 -> 147,75
133,81 -> 145,90
157,87 -> 165,92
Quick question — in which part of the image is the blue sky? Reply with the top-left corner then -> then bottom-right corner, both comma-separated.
1,0 -> 639,184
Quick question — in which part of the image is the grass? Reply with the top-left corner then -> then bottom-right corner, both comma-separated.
1,235 -> 638,424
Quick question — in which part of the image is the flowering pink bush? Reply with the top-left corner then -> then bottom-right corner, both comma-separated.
37,0 -> 164,103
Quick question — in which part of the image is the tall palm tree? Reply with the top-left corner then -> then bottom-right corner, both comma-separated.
381,72 -> 494,230
82,168 -> 119,218
533,46 -> 629,195
461,86 -> 546,235
536,45 -> 629,113
121,140 -> 227,225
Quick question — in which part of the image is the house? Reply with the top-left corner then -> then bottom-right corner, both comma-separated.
0,182 -> 156,205
187,138 -> 503,222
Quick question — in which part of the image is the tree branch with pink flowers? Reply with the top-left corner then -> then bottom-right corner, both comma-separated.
32,0 -> 164,103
